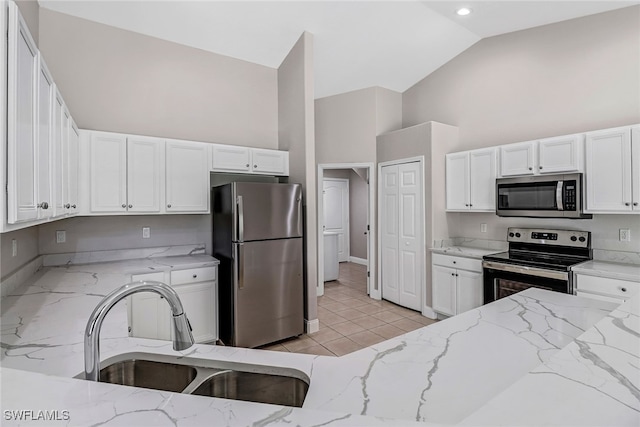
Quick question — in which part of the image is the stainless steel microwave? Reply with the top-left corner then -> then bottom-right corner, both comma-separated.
496,173 -> 592,219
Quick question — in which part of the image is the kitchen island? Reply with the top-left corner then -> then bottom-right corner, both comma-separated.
1,255 -> 638,426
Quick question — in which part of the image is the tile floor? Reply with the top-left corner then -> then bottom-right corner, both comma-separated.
260,262 -> 437,356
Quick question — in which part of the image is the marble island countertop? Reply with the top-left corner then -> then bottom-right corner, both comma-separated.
571,259 -> 640,283
1,255 -> 639,426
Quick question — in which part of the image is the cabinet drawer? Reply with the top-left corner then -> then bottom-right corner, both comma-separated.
576,291 -> 624,304
575,274 -> 639,299
171,266 -> 216,285
432,254 -> 482,272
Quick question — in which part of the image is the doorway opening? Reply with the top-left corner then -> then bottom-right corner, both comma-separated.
317,163 -> 377,300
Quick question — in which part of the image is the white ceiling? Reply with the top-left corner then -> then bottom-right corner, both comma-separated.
38,1 -> 639,99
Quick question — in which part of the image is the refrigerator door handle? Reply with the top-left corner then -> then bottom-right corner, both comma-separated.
237,195 -> 244,242
234,243 -> 244,290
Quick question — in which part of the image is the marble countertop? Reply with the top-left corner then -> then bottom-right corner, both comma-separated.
429,245 -> 504,259
572,260 -> 640,283
1,255 -> 639,426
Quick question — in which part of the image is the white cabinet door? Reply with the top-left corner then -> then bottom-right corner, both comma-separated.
632,127 -> 640,211
380,165 -> 400,305
166,141 -> 209,213
52,92 -> 66,218
252,148 -> 289,176
90,133 -> 128,213
432,265 -> 456,316
174,281 -> 217,343
128,272 -> 170,340
397,161 -> 423,311
211,144 -> 251,172
538,134 -> 582,174
500,142 -> 535,176
469,148 -> 496,211
456,270 -> 483,314
36,59 -> 54,220
445,152 -> 469,210
7,3 -> 38,223
585,127 -> 633,213
64,112 -> 79,215
127,136 -> 163,213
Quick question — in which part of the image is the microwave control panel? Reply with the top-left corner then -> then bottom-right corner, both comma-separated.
563,181 -> 577,211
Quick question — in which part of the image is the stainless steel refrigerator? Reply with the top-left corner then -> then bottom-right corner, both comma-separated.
212,182 -> 304,348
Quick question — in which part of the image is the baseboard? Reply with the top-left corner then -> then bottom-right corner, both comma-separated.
305,318 -> 320,334
422,306 -> 438,320
348,256 -> 368,266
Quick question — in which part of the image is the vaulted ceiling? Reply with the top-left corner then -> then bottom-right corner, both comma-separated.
39,1 -> 639,98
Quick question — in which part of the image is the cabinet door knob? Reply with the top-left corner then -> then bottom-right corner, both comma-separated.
245,164 -> 250,168
456,274 -> 459,277
122,204 -> 127,208
192,274 -> 197,279
38,202 -> 49,209
625,202 -> 630,206
539,166 -> 543,169
452,261 -> 456,264
128,204 -> 133,208
528,167 -> 533,171
465,204 -> 469,207
254,164 -> 258,168
620,287 -> 627,293
72,204 -> 77,209
167,204 -> 172,208
469,204 -> 473,207
634,202 -> 639,206
65,203 -> 71,209
451,273 -> 455,276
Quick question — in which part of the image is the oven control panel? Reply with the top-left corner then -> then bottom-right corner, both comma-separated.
507,228 -> 590,248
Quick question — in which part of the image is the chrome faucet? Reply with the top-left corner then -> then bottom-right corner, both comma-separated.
84,280 -> 195,381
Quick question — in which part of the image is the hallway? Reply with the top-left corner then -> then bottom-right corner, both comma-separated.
261,262 -> 436,356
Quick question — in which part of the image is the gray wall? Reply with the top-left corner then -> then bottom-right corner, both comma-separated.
278,32 -> 317,323
403,6 -> 640,148
315,87 -> 402,164
0,227 -> 39,280
15,0 -> 39,44
37,215 -> 211,255
38,8 -> 279,148
402,6 -> 640,254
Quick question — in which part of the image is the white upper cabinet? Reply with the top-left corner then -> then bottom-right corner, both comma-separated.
36,58 -> 54,220
52,91 -> 66,218
90,132 -> 127,212
499,141 -> 535,176
585,126 -> 639,213
127,136 -> 163,213
538,134 -> 582,174
89,132 -> 163,214
252,148 -> 289,175
211,144 -> 251,172
166,140 -> 209,213
7,1 -> 38,223
445,152 -> 469,210
446,147 -> 496,212
62,107 -> 79,215
211,144 -> 289,176
499,135 -> 583,177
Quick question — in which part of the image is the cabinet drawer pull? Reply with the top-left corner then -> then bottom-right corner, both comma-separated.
192,274 -> 197,279
620,287 -> 627,293
452,261 -> 456,264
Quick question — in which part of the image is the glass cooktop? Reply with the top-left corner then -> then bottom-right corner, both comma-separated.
483,250 -> 590,271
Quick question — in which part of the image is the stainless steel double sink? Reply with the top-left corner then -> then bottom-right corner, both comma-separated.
83,352 -> 309,408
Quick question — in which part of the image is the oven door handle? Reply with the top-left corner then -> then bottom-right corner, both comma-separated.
482,261 -> 568,281
556,181 -> 564,211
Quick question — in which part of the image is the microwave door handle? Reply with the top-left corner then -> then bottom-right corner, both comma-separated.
556,181 -> 564,211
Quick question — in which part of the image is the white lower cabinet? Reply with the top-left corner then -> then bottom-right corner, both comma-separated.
432,254 -> 483,316
128,266 -> 218,343
574,273 -> 639,304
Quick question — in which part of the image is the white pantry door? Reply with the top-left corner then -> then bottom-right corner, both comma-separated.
381,161 -> 423,311
323,178 -> 349,262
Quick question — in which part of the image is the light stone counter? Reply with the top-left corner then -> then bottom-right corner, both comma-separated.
429,246 -> 503,260
572,260 -> 640,283
1,255 -> 638,426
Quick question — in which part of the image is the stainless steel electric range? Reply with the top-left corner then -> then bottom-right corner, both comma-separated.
482,228 -> 592,303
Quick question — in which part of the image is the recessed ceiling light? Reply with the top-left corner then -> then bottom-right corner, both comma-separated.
456,7 -> 472,16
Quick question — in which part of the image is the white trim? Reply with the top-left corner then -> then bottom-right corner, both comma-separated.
317,163 -> 376,301
305,318 -> 320,334
422,306 -> 438,320
348,256 -> 368,266
377,156 -> 426,309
